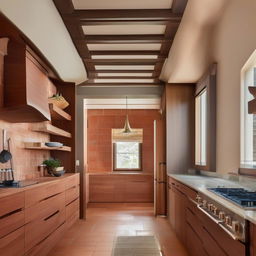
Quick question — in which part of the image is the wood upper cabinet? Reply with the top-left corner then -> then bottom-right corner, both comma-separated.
0,40 -> 51,122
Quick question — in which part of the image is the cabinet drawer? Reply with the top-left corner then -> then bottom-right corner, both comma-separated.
65,174 -> 79,190
65,185 -> 79,206
25,182 -> 65,208
26,223 -> 65,256
0,192 -> 24,217
0,227 -> 24,256
25,208 -> 65,251
66,210 -> 79,230
25,192 -> 65,223
0,209 -> 24,238
66,198 -> 79,220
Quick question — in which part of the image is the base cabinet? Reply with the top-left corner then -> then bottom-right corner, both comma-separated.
0,174 -> 80,256
168,177 -> 246,256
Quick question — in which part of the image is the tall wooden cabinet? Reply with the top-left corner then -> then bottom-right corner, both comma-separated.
164,84 -> 195,174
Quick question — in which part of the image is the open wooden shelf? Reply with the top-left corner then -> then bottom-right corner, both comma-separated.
32,123 -> 71,138
24,142 -> 71,152
49,103 -> 71,121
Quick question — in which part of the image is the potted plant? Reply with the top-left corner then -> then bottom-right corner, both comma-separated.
42,158 -> 65,177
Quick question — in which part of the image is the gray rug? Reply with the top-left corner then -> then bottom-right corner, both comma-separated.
112,236 -> 162,256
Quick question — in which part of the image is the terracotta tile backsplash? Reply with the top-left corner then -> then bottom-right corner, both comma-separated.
87,109 -> 161,174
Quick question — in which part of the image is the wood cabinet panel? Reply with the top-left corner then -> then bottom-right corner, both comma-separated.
0,192 -> 24,217
186,223 -> 207,256
66,198 -> 79,220
25,208 -> 65,252
65,174 -> 80,190
165,85 -> 195,174
168,184 -> 175,229
25,192 -> 65,223
66,210 -> 79,230
66,185 -> 79,206
0,227 -> 25,256
2,40 -> 51,122
26,223 -> 66,256
25,182 -> 65,208
0,210 -> 24,239
89,174 -> 153,203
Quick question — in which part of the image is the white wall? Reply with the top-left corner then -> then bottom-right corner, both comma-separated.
212,0 -> 256,173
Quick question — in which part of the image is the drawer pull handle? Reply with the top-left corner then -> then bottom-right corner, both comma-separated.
44,210 -> 59,221
40,192 -> 61,202
0,208 -> 22,219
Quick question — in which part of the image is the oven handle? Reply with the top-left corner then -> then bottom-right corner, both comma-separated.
218,223 -> 240,241
197,205 -> 222,225
197,205 -> 241,241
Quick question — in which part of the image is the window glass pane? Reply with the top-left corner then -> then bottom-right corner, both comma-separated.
241,67 -> 256,165
200,91 -> 207,165
115,142 -> 140,169
195,89 -> 207,166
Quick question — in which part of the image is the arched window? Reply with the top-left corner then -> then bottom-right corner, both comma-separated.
241,50 -> 256,167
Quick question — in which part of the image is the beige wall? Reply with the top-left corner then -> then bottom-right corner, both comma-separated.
212,0 -> 256,173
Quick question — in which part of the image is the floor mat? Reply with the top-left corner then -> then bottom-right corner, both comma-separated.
112,236 -> 162,256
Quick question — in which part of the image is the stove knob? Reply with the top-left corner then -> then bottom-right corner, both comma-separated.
232,221 -> 241,233
203,200 -> 207,208
207,203 -> 213,211
213,206 -> 219,215
225,215 -> 232,226
219,211 -> 225,221
196,195 -> 202,204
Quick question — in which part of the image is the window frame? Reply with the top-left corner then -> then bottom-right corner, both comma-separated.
113,142 -> 142,171
239,50 -> 256,175
194,64 -> 217,172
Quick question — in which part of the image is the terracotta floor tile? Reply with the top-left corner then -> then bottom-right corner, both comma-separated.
49,203 -> 188,256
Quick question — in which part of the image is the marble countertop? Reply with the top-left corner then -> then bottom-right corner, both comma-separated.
168,174 -> 256,225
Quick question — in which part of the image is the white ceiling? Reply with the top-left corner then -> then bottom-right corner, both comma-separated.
87,43 -> 162,51
97,73 -> 153,77
0,0 -> 87,84
82,25 -> 166,35
73,0 -> 173,10
91,55 -> 158,60
84,98 -> 161,109
95,65 -> 155,70
160,0 -> 228,83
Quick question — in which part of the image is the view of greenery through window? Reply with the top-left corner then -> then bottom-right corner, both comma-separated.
115,142 -> 140,169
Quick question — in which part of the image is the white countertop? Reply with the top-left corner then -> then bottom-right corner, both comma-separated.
168,174 -> 256,225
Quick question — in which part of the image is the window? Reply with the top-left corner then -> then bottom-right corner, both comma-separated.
112,128 -> 143,171
241,50 -> 256,166
114,142 -> 141,170
195,89 -> 207,166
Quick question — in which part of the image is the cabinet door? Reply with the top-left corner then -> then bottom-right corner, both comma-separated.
186,224 -> 208,256
168,185 -> 175,229
174,187 -> 186,243
125,179 -> 153,202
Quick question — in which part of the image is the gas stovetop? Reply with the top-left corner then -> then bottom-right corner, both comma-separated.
208,187 -> 256,209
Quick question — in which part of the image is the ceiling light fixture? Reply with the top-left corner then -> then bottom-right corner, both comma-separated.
123,96 -> 132,134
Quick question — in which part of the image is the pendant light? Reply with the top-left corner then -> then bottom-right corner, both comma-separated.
123,96 -> 132,133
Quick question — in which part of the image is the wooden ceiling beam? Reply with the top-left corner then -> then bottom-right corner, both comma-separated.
53,0 -> 91,59
83,35 -> 172,44
71,9 -> 182,21
171,0 -> 188,14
